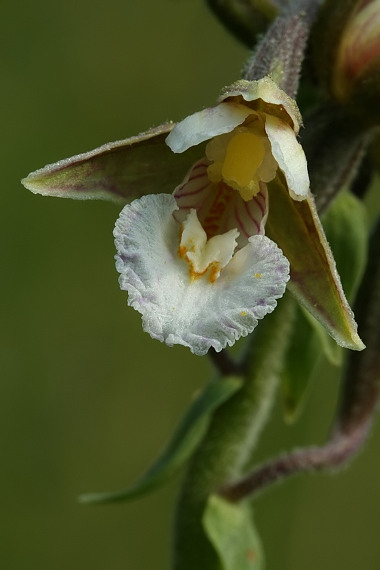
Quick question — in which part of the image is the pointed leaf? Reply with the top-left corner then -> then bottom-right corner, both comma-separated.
22,123 -> 202,203
266,177 -> 364,351
203,494 -> 264,570
79,376 -> 243,505
300,189 -> 368,363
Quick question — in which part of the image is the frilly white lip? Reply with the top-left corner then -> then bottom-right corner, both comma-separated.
114,193 -> 290,356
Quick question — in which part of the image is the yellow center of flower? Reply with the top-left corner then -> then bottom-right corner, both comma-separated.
222,132 -> 265,189
178,209 -> 239,284
206,123 -> 277,202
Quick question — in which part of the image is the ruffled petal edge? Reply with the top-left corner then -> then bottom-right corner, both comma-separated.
114,193 -> 289,355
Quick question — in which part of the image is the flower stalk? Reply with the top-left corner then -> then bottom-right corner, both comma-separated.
244,0 -> 320,97
172,295 -> 295,569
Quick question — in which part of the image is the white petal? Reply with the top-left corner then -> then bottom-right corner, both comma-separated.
166,103 -> 251,153
180,209 -> 239,274
114,194 -> 289,356
264,115 -> 310,200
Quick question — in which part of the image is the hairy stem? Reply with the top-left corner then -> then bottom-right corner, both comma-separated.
244,0 -> 320,97
219,425 -> 369,501
172,295 -> 295,570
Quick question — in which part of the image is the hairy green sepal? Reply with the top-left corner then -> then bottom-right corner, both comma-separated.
22,124 -> 202,203
281,190 -> 368,421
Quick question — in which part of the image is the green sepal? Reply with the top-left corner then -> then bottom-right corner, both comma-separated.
281,190 -> 368,421
22,123 -> 202,204
79,376 -> 243,505
266,177 -> 365,352
203,494 -> 264,570
305,189 -> 368,362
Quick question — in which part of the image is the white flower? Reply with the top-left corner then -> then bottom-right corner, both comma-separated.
113,77 -> 310,355
166,76 -> 309,201
114,191 -> 289,356
23,76 -> 364,355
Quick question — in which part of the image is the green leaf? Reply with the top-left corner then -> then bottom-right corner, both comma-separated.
323,190 -> 368,304
281,190 -> 368,421
22,123 -> 202,204
79,376 -> 243,505
301,307 -> 342,366
203,495 -> 264,570
266,178 -> 365,352
281,303 -> 323,422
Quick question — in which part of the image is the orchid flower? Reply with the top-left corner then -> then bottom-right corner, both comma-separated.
23,77 -> 364,355
113,77 -> 310,354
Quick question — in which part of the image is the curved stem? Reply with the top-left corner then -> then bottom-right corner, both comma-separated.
219,424 -> 369,502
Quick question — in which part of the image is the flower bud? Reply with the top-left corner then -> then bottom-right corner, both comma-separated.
313,0 -> 380,123
334,1 -> 380,103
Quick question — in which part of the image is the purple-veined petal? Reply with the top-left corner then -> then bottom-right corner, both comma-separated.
264,115 -> 309,200
173,159 -> 268,248
114,193 -> 289,356
166,103 -> 251,154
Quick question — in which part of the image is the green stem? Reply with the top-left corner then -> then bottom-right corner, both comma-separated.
172,294 -> 295,570
244,0 -> 320,97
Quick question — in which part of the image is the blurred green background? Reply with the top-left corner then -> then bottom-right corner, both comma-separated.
2,0 -> 380,568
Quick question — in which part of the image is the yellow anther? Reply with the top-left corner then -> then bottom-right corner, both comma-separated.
222,132 -> 265,189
